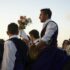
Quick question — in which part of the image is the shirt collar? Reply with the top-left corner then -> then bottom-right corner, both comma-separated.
44,19 -> 51,24
9,35 -> 18,39
43,19 -> 52,28
34,39 -> 39,43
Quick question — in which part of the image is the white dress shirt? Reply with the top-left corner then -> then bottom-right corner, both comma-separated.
34,39 -> 40,46
19,30 -> 29,40
41,19 -> 58,44
1,35 -> 18,70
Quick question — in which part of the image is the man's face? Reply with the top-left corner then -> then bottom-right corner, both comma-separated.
39,11 -> 48,23
29,34 -> 34,42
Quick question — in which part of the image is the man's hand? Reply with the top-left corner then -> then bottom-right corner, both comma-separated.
37,40 -> 47,49
22,38 -> 29,46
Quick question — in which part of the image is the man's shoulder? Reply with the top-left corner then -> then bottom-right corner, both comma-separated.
47,20 -> 57,25
4,38 -> 22,46
9,38 -> 28,48
4,40 -> 13,45
46,20 -> 58,30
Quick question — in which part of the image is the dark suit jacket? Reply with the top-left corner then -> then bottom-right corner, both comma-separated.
29,47 -> 70,70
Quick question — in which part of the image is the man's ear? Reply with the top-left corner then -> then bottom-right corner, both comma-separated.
16,30 -> 19,35
45,14 -> 48,19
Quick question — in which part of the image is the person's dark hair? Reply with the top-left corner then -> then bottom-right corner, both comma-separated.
29,29 -> 39,39
0,39 -> 5,45
62,40 -> 70,48
69,39 -> 70,43
7,23 -> 18,34
41,8 -> 52,19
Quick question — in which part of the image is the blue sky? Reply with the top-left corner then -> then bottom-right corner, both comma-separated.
0,0 -> 70,47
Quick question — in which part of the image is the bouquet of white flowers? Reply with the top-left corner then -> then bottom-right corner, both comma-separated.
18,16 -> 32,40
18,16 -> 32,29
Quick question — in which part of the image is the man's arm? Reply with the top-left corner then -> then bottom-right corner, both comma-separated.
37,22 -> 58,48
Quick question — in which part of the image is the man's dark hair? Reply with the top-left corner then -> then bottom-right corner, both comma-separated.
29,29 -> 39,39
41,8 -> 52,19
8,23 -> 18,34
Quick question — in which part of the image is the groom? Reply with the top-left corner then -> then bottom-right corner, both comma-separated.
29,8 -> 70,70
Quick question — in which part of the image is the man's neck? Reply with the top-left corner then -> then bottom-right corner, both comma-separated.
9,34 -> 18,39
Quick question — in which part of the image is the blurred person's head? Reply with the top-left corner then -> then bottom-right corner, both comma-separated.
62,40 -> 70,49
7,23 -> 18,37
39,8 -> 52,23
0,39 -> 5,45
29,29 -> 39,42
69,39 -> 70,43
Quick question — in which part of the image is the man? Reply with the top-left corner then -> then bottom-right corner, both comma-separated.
1,23 -> 28,70
28,30 -> 40,61
37,8 -> 58,49
30,8 -> 69,70
29,29 -> 40,45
